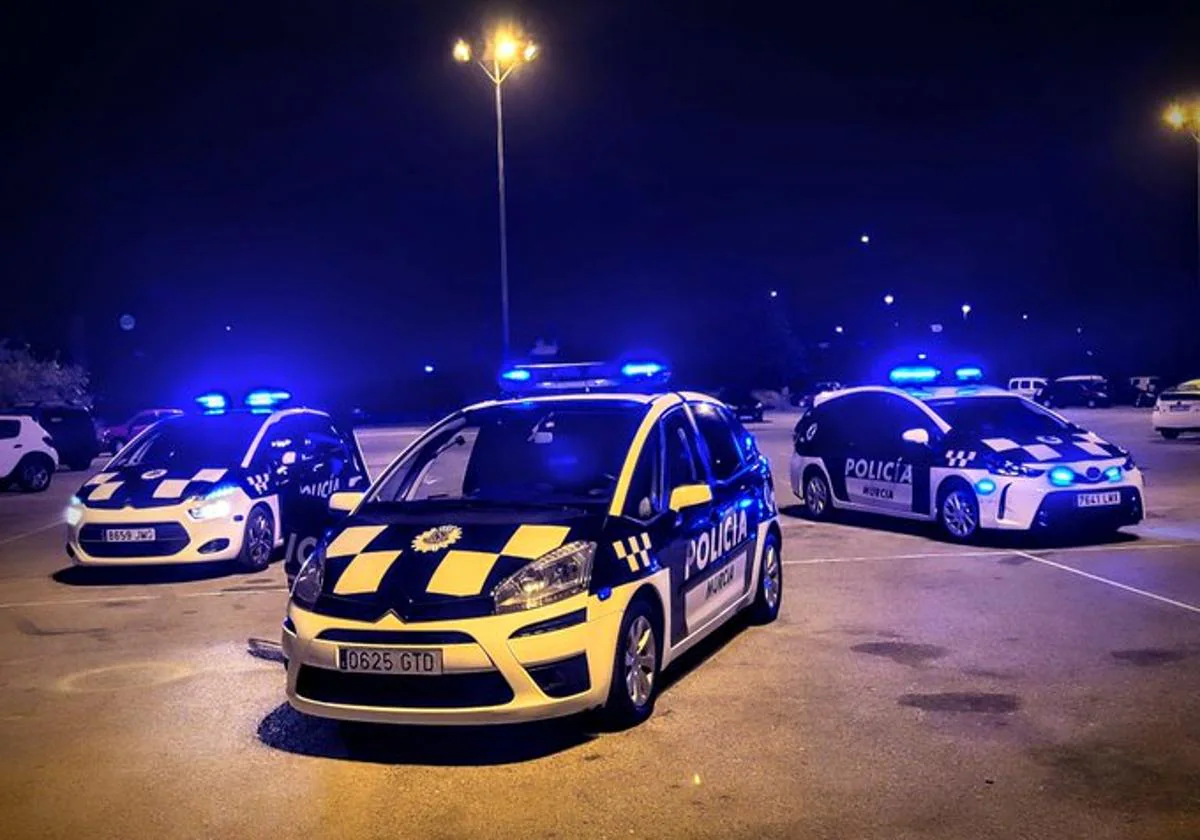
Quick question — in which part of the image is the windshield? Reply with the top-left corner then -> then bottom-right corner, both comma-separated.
369,402 -> 646,506
110,414 -> 263,471
926,396 -> 1070,438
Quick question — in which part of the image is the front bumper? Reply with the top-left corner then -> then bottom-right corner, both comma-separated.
284,591 -> 630,725
977,468 -> 1145,531
67,507 -> 248,566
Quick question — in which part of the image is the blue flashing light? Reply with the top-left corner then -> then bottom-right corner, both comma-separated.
975,478 -> 997,495
1104,466 -> 1122,483
1048,466 -> 1075,487
195,392 -> 228,413
955,366 -> 984,382
889,365 -> 941,385
245,389 -> 291,408
621,361 -> 665,378
500,368 -> 532,382
597,586 -> 612,602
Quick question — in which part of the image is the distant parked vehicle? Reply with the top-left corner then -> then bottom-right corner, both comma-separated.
2,404 -> 100,470
1152,379 -> 1200,439
1129,376 -> 1161,407
1036,377 -> 1110,409
101,408 -> 183,453
719,387 -> 765,422
1007,377 -> 1047,399
789,380 -> 844,409
0,414 -> 58,491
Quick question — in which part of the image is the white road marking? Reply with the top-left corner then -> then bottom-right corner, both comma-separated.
0,586 -> 287,611
781,541 -> 1192,567
1010,549 -> 1200,616
0,520 -> 61,548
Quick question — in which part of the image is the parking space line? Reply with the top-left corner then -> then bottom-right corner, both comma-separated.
0,520 -> 61,548
783,549 -> 1012,566
0,586 -> 288,611
1010,549 -> 1200,616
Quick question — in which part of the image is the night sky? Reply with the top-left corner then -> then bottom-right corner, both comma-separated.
3,1 -> 1199,412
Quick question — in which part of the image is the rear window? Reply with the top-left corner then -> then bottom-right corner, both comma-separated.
0,419 -> 19,440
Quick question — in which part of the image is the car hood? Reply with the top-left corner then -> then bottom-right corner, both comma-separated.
315,508 -> 601,622
76,465 -> 237,509
960,429 -> 1125,465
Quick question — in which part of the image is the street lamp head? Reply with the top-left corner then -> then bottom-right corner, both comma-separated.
961,303 -> 972,317
834,325 -> 844,334
494,35 -> 518,63
883,293 -> 894,305
523,42 -> 539,62
860,233 -> 870,244
453,39 -> 472,63
1164,102 -> 1187,130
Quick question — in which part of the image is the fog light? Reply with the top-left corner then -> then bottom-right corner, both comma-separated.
975,478 -> 996,495
198,538 -> 230,554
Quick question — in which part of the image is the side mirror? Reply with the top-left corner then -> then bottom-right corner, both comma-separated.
329,491 -> 365,514
901,427 -> 930,446
668,483 -> 713,512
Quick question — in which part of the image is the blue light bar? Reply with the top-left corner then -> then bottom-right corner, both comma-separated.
889,365 -> 941,385
955,366 -> 984,382
621,361 -> 665,378
500,368 -> 532,382
245,389 -> 291,408
196,392 -> 228,413
1048,466 -> 1075,487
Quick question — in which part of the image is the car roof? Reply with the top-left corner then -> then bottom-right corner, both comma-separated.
460,391 -> 725,413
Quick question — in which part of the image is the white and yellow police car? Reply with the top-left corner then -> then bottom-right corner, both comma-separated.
283,363 -> 781,728
66,390 -> 367,570
1152,378 -> 1200,439
790,365 -> 1144,541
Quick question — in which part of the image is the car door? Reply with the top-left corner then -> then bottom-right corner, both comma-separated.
834,392 -> 935,515
680,402 -> 757,638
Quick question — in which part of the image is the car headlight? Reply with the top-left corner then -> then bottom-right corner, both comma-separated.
493,540 -> 595,614
187,483 -> 238,521
292,543 -> 326,606
65,495 -> 83,526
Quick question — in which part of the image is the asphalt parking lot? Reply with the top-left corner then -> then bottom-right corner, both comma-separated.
0,407 -> 1197,839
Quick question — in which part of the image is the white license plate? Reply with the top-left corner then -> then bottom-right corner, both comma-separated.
1077,491 -> 1121,508
104,528 -> 156,542
337,647 -> 443,675
1169,405 -> 1190,412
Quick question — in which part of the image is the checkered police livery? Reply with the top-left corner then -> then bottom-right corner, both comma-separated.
284,386 -> 783,728
790,384 -> 1144,540
66,407 -> 367,570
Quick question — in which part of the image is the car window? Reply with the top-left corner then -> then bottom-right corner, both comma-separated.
0,419 -> 19,440
407,428 -> 481,501
623,425 -> 662,518
661,408 -> 702,490
690,402 -> 744,482
820,393 -> 886,446
877,394 -> 936,438
297,415 -> 349,462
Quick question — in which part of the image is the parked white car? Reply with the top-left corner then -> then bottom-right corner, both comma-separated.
1153,379 -> 1200,439
0,414 -> 59,492
1007,377 -> 1047,399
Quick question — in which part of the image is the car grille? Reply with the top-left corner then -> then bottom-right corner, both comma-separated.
295,666 -> 514,709
78,522 -> 190,557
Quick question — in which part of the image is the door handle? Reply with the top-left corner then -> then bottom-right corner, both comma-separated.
13,444 -> 23,449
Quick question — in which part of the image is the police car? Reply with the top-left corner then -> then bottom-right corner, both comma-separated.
1152,378 -> 1200,439
66,390 -> 368,570
790,365 -> 1144,540
283,362 -> 781,728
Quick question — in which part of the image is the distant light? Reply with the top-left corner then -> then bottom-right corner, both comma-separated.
1021,313 -> 1029,320
1076,326 -> 1083,334
883,294 -> 894,305
930,323 -> 943,333
860,234 -> 870,244
119,314 -> 136,331
975,478 -> 997,495
196,392 -> 228,413
1164,102 -> 1187,130
423,364 -> 435,374
494,35 -> 518,62
1048,466 -> 1075,487
453,39 -> 471,62
834,325 -> 844,334
1104,466 -> 1122,483
245,389 -> 291,408
224,324 -> 232,332
500,368 -> 531,382
917,352 -> 928,360
769,289 -> 778,298
889,365 -> 940,385
955,366 -> 984,382
961,303 -> 972,317
621,361 -> 664,377
523,42 -> 539,62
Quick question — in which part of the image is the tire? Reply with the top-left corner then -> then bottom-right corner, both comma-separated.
802,467 -> 833,521
938,480 -> 980,542
1160,429 -> 1180,440
748,533 -> 782,624
237,505 -> 275,571
599,595 -> 662,730
16,454 -> 54,492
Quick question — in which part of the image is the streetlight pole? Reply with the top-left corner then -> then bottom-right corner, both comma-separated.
1163,101 -> 1200,296
454,31 -> 539,360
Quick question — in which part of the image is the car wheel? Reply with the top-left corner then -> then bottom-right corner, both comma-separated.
237,505 -> 275,571
600,595 -> 662,729
16,454 -> 54,492
802,468 -> 833,521
938,481 -> 979,542
1161,429 -> 1181,440
748,533 -> 782,624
